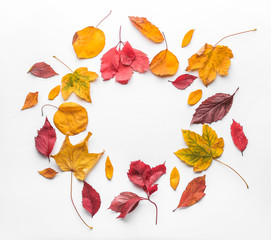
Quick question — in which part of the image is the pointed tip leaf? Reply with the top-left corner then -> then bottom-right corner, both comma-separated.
21,92 -> 39,110
38,168 -> 58,179
231,119 -> 248,154
169,74 -> 197,90
28,62 -> 58,78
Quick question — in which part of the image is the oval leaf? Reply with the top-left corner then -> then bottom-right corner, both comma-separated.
21,92 -> 38,110
188,89 -> 202,105
105,156 -> 114,180
170,167 -> 180,190
38,168 -> 58,179
48,85 -> 60,100
230,120 -> 248,155
169,74 -> 197,90
28,62 -> 58,78
182,29 -> 194,48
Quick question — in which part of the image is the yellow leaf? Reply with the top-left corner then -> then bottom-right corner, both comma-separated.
170,167 -> 180,190
61,67 -> 98,103
21,92 -> 38,110
129,16 -> 164,43
174,125 -> 224,172
51,132 -> 104,181
53,102 -> 88,135
182,29 -> 194,48
48,85 -> 60,100
105,156 -> 114,180
72,26 -> 105,59
188,89 -> 202,105
186,43 -> 233,86
150,50 -> 179,76
38,168 -> 58,179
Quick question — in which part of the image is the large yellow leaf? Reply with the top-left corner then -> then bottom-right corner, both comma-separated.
186,43 -> 233,86
51,132 -> 104,181
53,102 -> 88,135
61,67 -> 98,103
72,26 -> 105,59
174,125 -> 224,172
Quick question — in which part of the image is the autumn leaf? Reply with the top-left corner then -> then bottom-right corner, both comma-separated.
35,117 -> 56,160
231,120 -> 248,155
53,102 -> 88,135
38,168 -> 58,179
170,167 -> 180,190
51,132 -> 104,181
28,62 -> 58,78
188,89 -> 202,105
21,92 -> 38,110
105,156 -> 114,180
182,29 -> 194,48
82,181 -> 101,217
168,74 -> 197,90
173,175 -> 206,211
128,16 -> 164,43
48,85 -> 60,100
191,88 -> 238,124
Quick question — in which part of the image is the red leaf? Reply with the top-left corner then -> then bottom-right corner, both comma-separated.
231,119 -> 248,155
28,62 -> 58,78
191,88 -> 238,124
115,63 -> 133,84
82,181 -> 101,217
169,74 -> 197,90
100,47 -> 120,80
120,42 -> 136,65
109,192 -> 142,218
35,117 -> 56,160
174,175 -> 206,211
130,49 -> 149,73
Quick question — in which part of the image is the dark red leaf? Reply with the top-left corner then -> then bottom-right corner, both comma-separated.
169,74 -> 197,90
191,88 -> 239,124
130,49 -> 149,73
82,181 -> 101,217
35,117 -> 56,160
28,62 -> 58,78
120,42 -> 136,65
109,192 -> 142,218
174,175 -> 206,211
231,119 -> 248,155
100,47 -> 120,80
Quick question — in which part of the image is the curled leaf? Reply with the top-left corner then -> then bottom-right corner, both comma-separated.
38,168 -> 58,179
48,85 -> 60,100
21,92 -> 38,110
170,167 -> 180,190
230,120 -> 248,155
182,29 -> 194,48
28,62 -> 58,78
188,89 -> 202,105
105,156 -> 114,180
169,74 -> 197,90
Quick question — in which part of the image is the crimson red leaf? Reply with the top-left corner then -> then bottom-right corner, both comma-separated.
120,42 -> 136,65
35,117 -> 56,160
115,63 -> 134,84
191,88 -> 239,124
130,48 -> 149,73
109,192 -> 142,218
28,62 -> 58,78
231,119 -> 248,155
169,74 -> 197,90
100,46 -> 120,80
174,175 -> 206,211
82,181 -> 101,217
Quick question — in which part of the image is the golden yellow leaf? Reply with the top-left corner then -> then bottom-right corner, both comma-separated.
53,102 -> 88,135
61,67 -> 98,103
182,29 -> 194,48
38,168 -> 58,179
48,85 -> 60,100
170,167 -> 180,190
129,16 -> 164,43
188,89 -> 202,105
150,50 -> 179,76
51,132 -> 104,181
21,92 -> 38,110
186,43 -> 233,86
105,156 -> 114,180
72,26 -> 105,59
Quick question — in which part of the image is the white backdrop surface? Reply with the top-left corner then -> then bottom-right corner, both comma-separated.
0,0 -> 270,239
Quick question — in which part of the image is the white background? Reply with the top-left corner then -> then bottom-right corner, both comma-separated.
1,0 -> 270,239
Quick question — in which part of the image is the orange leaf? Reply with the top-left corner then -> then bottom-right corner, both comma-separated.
105,156 -> 114,180
188,89 -> 202,105
21,92 -> 38,110
182,29 -> 194,48
170,167 -> 180,190
129,16 -> 164,43
38,168 -> 58,179
48,85 -> 60,100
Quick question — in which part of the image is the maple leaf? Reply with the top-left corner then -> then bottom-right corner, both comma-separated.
28,62 -> 58,78
182,29 -> 195,48
35,117 -> 56,160
38,168 -> 58,179
191,88 -> 238,124
21,92 -> 38,110
82,181 -> 101,217
173,175 -> 206,211
51,132 -> 104,181
168,74 -> 197,90
52,102 -> 88,135
231,120 -> 248,155
128,16 -> 164,43
105,156 -> 114,180
188,89 -> 202,105
48,85 -> 60,100
170,167 -> 180,190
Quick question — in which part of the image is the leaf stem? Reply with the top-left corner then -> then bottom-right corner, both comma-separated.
142,197 -> 158,225
162,32 -> 168,50
53,56 -> 73,73
41,104 -> 59,116
96,10 -> 112,28
70,172 -> 93,229
214,158 -> 249,189
214,29 -> 257,47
